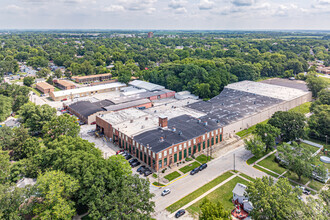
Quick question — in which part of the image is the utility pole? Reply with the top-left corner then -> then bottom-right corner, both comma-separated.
326,135 -> 328,147
233,153 -> 236,172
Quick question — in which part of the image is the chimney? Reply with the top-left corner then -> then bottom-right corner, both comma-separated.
204,121 -> 208,126
130,119 -> 133,123
160,137 -> 164,142
159,116 -> 168,128
145,117 -> 148,120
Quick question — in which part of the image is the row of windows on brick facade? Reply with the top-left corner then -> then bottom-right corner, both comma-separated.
114,128 -> 223,166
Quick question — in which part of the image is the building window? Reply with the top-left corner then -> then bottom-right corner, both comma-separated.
203,135 -> 205,140
153,152 -> 155,158
133,140 -> 135,145
174,146 -> 177,152
164,158 -> 167,166
193,139 -> 196,144
179,144 -> 182,150
169,148 -> 172,154
164,150 -> 167,157
207,133 -> 210,138
216,130 -> 218,135
184,143 -> 187,148
158,153 -> 162,159
211,131 -> 214,136
159,160 -> 162,168
220,128 -> 222,133
188,140 -> 191,146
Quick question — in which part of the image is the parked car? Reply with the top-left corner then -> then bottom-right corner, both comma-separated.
116,150 -> 124,155
129,158 -> 138,164
303,188 -> 311,195
190,168 -> 199,175
144,169 -> 152,177
137,165 -> 146,173
175,209 -> 185,218
118,151 -> 126,156
125,154 -> 132,160
131,161 -> 141,168
199,163 -> 207,171
161,189 -> 171,196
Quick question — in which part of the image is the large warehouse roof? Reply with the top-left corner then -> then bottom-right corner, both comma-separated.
69,101 -> 105,118
226,81 -> 309,101
129,80 -> 165,91
51,82 -> 126,97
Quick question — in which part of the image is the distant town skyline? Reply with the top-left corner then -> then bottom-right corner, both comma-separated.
0,0 -> 329,30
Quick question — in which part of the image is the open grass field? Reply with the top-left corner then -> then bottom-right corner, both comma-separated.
179,161 -> 201,174
307,180 -> 324,191
164,171 -> 181,182
166,171 -> 233,213
257,154 -> 287,175
246,151 -> 270,165
284,172 -> 309,185
31,87 -> 41,96
187,176 -> 250,214
289,102 -> 311,115
253,165 -> 279,178
300,142 -> 320,153
239,173 -> 255,182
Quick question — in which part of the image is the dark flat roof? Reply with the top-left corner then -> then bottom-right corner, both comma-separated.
187,88 -> 283,127
134,114 -> 219,153
68,101 -> 104,119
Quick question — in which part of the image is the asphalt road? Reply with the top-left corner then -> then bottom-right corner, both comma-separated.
151,145 -> 266,219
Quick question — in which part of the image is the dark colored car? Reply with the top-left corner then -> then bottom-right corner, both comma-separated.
129,158 -> 138,164
144,170 -> 152,177
137,165 -> 146,173
190,168 -> 199,175
303,189 -> 311,195
131,161 -> 141,168
199,163 -> 207,171
175,209 -> 185,218
125,154 -> 132,160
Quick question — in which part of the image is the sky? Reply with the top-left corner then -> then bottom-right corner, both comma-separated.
0,0 -> 329,30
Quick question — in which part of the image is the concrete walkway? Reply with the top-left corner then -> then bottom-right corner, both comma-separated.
252,150 -> 276,165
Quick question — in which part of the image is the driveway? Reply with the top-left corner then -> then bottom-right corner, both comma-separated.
151,145 -> 266,219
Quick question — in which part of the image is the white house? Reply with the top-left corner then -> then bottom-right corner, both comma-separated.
232,183 -> 249,204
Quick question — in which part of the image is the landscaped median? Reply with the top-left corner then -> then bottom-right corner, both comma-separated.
179,161 -> 201,174
195,154 -> 212,164
164,171 -> 181,182
166,171 -> 233,213
256,153 -> 286,175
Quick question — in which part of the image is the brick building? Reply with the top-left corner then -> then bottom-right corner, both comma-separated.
96,108 -> 223,171
72,73 -> 112,83
35,82 -> 54,94
53,79 -> 76,90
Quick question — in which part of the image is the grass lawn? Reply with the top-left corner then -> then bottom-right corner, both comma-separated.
236,119 -> 269,137
307,180 -> 324,191
284,172 -> 309,185
152,173 -> 157,178
166,171 -> 233,213
195,154 -> 212,164
179,161 -> 201,174
31,87 -> 41,96
164,171 -> 181,182
239,173 -> 255,182
187,176 -> 250,215
246,150 -> 270,165
257,154 -> 287,175
288,102 -> 311,115
152,182 -> 165,187
300,142 -> 319,153
253,165 -> 279,178
54,86 -> 61,91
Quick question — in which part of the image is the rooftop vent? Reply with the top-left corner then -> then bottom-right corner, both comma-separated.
198,119 -> 202,123
204,121 -> 208,126
172,127 -> 176,132
145,117 -> 148,120
160,137 -> 164,142
130,120 -> 133,123
178,131 -> 182,135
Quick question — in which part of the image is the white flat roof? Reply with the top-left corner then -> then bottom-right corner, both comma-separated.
129,80 -> 165,91
51,82 -> 126,97
226,81 -> 309,101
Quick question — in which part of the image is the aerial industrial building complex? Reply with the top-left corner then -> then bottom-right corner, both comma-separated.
93,78 -> 312,171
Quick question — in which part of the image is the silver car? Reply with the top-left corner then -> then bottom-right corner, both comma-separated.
161,189 -> 171,196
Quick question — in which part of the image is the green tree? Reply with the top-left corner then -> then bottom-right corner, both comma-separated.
244,135 -> 266,158
54,69 -> 63,79
268,111 -> 306,142
306,75 -> 328,97
308,105 -> 330,140
29,170 -> 79,220
0,150 -> 11,184
19,103 -> 56,133
42,114 -> 80,143
23,76 -> 35,87
199,198 -> 230,220
254,124 -> 280,152
118,69 -> 132,84
37,68 -> 51,78
0,95 -> 13,122
246,176 -> 303,219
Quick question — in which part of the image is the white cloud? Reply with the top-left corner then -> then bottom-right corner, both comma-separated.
231,0 -> 255,7
103,5 -> 125,12
198,0 -> 215,10
168,0 -> 187,9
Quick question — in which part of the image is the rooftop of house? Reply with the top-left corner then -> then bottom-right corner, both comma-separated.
232,183 -> 247,197
36,82 -> 54,90
54,79 -> 75,87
